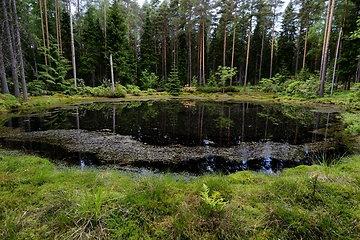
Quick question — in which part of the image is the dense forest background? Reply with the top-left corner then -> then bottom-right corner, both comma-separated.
1,0 -> 360,98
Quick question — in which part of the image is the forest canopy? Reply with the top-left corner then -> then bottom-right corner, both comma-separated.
0,0 -> 360,98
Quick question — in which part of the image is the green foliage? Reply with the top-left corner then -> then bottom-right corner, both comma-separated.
140,70 -> 158,90
0,94 -> 20,111
125,84 -> 141,96
166,66 -> 182,95
200,183 -> 227,212
214,116 -> 234,128
207,70 -> 218,87
260,72 -> 324,99
106,1 -> 135,85
342,112 -> 360,135
114,84 -> 127,98
215,66 -> 238,92
37,41 -> 72,93
191,76 -> 198,87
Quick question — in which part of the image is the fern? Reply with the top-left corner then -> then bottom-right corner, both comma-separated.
200,184 -> 227,211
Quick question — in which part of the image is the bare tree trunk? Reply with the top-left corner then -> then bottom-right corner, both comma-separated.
230,19 -> 236,86
1,0 -> 20,98
319,0 -> 336,97
331,27 -> 342,96
244,17 -> 252,92
302,15 -> 309,70
295,23 -> 302,78
188,30 -> 192,85
39,0 -> 47,67
69,2 -> 77,87
162,26 -> 167,83
44,0 -> 50,59
223,20 -> 227,67
258,28 -> 265,84
12,0 -> 28,101
270,7 -> 276,79
202,20 -> 205,86
0,40 -> 10,94
199,23 -> 203,86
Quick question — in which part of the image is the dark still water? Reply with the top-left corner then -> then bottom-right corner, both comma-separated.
0,100 -> 347,174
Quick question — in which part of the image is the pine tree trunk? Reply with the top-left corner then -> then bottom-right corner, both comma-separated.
258,28 -> 265,83
188,30 -> 192,85
0,40 -> 10,94
202,21 -> 205,86
12,0 -> 28,101
330,28 -> 342,95
69,2 -> 77,87
223,20 -> 227,67
44,0 -> 50,59
244,17 -> 252,92
1,0 -> 20,98
295,23 -> 302,78
269,3 -> 276,79
302,16 -> 309,70
230,19 -> 236,86
319,0 -> 336,97
39,0 -> 47,67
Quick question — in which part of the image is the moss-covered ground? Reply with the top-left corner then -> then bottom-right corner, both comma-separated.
0,149 -> 359,239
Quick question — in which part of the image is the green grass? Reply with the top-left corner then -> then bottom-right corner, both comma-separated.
0,150 -> 360,239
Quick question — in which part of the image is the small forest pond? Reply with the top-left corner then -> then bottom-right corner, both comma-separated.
0,99 -> 347,174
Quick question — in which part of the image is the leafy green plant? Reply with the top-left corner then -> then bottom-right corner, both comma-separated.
126,84 -> 141,96
200,183 -> 227,211
215,66 -> 237,93
140,70 -> 158,90
114,84 -> 127,97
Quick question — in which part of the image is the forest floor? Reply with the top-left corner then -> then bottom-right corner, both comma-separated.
1,90 -> 360,238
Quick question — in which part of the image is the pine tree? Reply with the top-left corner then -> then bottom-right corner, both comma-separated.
80,5 -> 105,87
277,1 -> 297,75
138,6 -> 158,79
106,1 -> 135,85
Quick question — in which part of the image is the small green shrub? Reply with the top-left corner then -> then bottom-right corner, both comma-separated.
114,84 -> 127,97
125,84 -> 141,96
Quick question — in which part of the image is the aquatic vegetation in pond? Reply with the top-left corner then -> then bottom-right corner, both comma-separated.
0,100 -> 347,174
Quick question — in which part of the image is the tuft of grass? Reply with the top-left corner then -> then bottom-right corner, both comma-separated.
0,149 -> 360,239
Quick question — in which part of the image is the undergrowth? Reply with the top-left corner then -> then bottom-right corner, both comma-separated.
0,150 -> 359,239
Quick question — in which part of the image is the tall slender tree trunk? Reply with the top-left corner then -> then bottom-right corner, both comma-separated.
230,19 -> 236,86
55,0 -> 60,53
162,26 -> 167,83
69,1 -> 77,87
269,5 -> 276,79
39,0 -> 47,67
319,0 -> 336,97
199,23 -> 203,86
202,21 -> 205,86
258,28 -> 265,83
331,27 -> 342,95
44,0 -> 50,58
0,40 -> 10,94
295,23 -> 302,78
302,15 -> 309,70
223,20 -> 227,67
1,0 -> 20,98
244,17 -> 252,92
12,0 -> 28,101
188,30 -> 192,85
